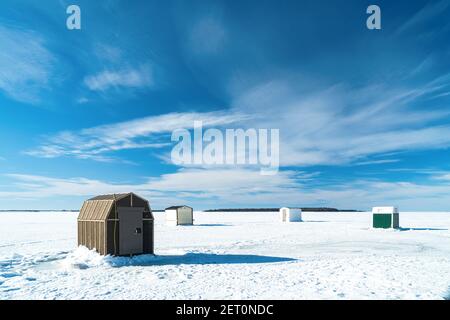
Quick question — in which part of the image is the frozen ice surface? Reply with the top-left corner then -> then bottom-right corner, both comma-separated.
0,211 -> 449,300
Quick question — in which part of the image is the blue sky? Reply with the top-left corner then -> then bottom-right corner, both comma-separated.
1,0 -> 450,210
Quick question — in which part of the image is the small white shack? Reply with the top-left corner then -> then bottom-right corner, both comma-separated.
165,205 -> 194,226
280,207 -> 302,222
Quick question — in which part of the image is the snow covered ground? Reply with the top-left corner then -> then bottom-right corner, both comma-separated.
0,211 -> 449,300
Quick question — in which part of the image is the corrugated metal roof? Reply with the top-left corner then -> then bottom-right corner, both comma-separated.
78,199 -> 114,221
78,193 -> 151,221
89,193 -> 130,201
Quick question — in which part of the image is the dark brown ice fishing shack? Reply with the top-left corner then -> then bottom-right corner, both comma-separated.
77,193 -> 154,256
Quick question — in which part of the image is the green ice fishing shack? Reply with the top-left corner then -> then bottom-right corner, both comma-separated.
372,206 -> 400,229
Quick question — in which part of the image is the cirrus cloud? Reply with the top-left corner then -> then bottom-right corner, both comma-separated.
2,169 -> 450,211
0,25 -> 55,104
84,64 -> 154,92
25,111 -> 249,162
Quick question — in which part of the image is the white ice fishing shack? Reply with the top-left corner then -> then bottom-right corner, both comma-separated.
165,205 -> 194,226
279,207 -> 302,222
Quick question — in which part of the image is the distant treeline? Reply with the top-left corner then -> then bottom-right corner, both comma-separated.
203,208 -> 361,212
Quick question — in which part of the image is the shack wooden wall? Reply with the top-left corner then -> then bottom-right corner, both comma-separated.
77,220 -> 106,255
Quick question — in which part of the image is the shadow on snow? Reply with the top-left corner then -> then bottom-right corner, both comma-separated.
193,224 -> 232,227
107,253 -> 297,267
398,227 -> 448,231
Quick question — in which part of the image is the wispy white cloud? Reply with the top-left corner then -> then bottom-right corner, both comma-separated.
2,170 -> 450,211
433,172 -> 450,181
145,168 -> 301,194
0,169 -> 298,204
84,64 -> 153,92
396,0 -> 450,34
0,174 -> 136,199
354,159 -> 400,166
26,111 -> 249,161
76,97 -> 90,104
0,26 -> 55,104
0,169 -> 320,209
26,73 -> 450,168
410,55 -> 435,77
306,180 -> 450,211
429,91 -> 450,100
94,43 -> 122,63
230,78 -> 450,166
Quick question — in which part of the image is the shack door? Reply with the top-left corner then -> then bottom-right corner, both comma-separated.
118,207 -> 143,255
